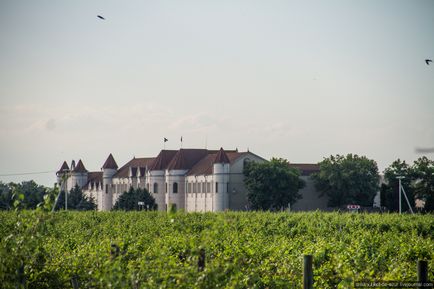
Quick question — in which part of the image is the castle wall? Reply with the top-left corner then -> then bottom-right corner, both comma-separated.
228,153 -> 266,210
147,170 -> 166,211
165,169 -> 187,212
291,176 -> 328,211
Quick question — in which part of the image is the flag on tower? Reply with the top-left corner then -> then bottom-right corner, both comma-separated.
164,138 -> 168,142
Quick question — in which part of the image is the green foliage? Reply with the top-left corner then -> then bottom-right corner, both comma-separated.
411,157 -> 434,212
243,158 -> 305,210
382,157 -> 434,212
55,185 -> 96,211
0,211 -> 432,289
311,154 -> 380,207
383,159 -> 414,212
113,187 -> 156,211
0,181 -> 48,210
0,182 -> 13,209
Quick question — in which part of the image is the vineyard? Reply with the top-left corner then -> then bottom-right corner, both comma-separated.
0,211 -> 433,288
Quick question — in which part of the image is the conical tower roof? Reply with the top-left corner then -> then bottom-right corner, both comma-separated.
213,148 -> 230,164
56,161 -> 70,174
102,153 -> 118,169
73,159 -> 87,173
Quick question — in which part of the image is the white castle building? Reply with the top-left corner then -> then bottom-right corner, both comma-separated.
56,147 -> 336,212
57,148 -> 268,212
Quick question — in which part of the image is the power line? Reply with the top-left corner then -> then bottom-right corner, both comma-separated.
0,170 -> 55,177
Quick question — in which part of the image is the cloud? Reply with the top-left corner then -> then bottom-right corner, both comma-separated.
45,118 -> 56,131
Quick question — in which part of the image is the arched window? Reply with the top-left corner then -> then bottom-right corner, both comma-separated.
153,183 -> 158,194
173,182 -> 178,193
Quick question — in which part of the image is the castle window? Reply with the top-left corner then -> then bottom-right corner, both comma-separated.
202,182 -> 206,194
105,184 -> 108,194
173,182 -> 178,194
207,182 -> 211,193
215,182 -> 219,193
153,183 -> 158,194
165,182 -> 168,193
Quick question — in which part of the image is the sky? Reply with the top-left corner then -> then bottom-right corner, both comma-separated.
0,0 -> 433,187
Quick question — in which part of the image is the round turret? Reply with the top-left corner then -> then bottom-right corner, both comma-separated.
101,154 -> 118,211
212,148 -> 230,211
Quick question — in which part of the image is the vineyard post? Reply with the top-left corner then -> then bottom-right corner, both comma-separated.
303,255 -> 313,289
71,275 -> 79,289
198,248 -> 206,271
417,260 -> 428,289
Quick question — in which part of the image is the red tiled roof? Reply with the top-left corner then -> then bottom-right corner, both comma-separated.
73,160 -> 87,173
187,150 -> 247,176
288,163 -> 319,176
113,157 -> 155,178
83,171 -> 103,189
226,151 -> 248,163
56,161 -> 70,174
213,148 -> 230,164
148,150 -> 178,170
102,153 -> 118,169
167,149 -> 209,170
187,153 -> 216,175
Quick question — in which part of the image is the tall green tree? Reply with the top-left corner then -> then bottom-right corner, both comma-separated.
0,181 -> 47,210
411,156 -> 434,212
243,158 -> 305,210
113,187 -> 156,211
383,159 -> 414,212
0,182 -> 13,210
55,184 -> 96,211
311,154 -> 380,207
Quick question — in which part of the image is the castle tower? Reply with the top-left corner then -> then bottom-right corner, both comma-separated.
70,159 -> 88,189
147,150 -> 178,211
101,153 -> 118,211
212,148 -> 230,211
165,149 -> 209,212
56,161 -> 70,192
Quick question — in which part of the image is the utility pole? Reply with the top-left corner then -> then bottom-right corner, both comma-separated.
396,176 -> 414,214
397,176 -> 404,214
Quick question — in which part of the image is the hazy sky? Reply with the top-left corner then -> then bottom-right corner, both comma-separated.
0,0 -> 433,187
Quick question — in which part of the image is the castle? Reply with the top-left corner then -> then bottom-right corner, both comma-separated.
56,148 -> 329,212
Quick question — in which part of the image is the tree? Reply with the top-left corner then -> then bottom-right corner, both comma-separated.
55,184 -> 96,211
311,154 -> 380,207
383,159 -> 414,212
113,187 -> 156,211
411,156 -> 434,212
243,158 -> 305,210
0,181 -> 47,210
0,182 -> 13,210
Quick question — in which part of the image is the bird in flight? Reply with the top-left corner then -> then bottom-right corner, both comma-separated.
425,59 -> 432,65
97,15 -> 105,20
